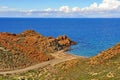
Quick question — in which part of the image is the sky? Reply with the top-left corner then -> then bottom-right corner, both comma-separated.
0,0 -> 120,18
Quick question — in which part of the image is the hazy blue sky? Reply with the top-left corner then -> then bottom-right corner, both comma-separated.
0,0 -> 120,18
0,0 -> 101,9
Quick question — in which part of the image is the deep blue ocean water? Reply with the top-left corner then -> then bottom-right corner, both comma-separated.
0,18 -> 120,57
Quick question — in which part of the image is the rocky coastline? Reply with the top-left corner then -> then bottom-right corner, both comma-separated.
0,30 -> 76,71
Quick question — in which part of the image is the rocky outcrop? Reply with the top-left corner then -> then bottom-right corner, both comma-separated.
89,43 -> 120,65
0,30 -> 76,70
56,35 -> 76,46
18,30 -> 42,37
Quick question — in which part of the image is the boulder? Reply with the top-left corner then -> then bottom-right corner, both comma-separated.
56,35 -> 76,46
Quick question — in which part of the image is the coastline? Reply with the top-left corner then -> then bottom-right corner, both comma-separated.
51,50 -> 86,60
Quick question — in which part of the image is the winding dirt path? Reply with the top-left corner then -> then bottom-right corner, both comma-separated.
0,51 -> 81,75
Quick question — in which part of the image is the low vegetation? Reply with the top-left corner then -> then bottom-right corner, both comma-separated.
1,53 -> 120,80
0,30 -> 75,71
0,30 -> 120,80
0,47 -> 37,71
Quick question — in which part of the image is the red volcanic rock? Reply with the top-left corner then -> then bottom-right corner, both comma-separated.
89,43 -> 120,65
18,30 -> 43,37
0,30 -> 76,63
56,35 -> 76,46
48,36 -> 54,39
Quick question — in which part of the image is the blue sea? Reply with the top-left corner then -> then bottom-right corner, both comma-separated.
0,18 -> 120,57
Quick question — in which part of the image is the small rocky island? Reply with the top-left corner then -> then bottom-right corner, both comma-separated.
0,30 -> 76,71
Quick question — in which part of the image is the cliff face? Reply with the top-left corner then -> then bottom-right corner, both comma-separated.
0,30 -> 76,65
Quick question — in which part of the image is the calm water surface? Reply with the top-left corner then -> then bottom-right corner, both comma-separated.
0,18 -> 120,57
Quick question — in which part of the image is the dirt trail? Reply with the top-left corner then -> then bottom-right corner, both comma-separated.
0,51 -> 81,75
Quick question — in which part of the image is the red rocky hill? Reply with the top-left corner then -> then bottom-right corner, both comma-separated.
0,30 -> 76,70
89,43 -> 120,65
